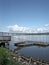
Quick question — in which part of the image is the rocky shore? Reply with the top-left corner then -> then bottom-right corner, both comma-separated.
10,49 -> 49,65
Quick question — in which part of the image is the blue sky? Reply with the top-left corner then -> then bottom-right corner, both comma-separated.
0,0 -> 49,32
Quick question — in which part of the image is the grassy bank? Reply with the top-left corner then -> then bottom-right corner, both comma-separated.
0,47 -> 26,65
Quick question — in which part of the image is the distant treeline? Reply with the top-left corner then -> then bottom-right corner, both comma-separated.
0,32 -> 49,35
11,32 -> 49,35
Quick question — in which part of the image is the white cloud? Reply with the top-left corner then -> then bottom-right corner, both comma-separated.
36,28 -> 48,33
44,24 -> 49,27
7,24 -> 49,33
36,28 -> 43,32
7,25 -> 34,33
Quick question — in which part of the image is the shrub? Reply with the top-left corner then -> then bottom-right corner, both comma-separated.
0,46 -> 10,65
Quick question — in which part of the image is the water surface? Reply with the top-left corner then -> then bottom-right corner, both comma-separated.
8,35 -> 49,61
17,45 -> 49,61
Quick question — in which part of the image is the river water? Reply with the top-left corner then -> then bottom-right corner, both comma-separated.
9,35 -> 49,61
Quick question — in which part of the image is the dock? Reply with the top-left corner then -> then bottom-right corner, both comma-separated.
15,41 -> 49,47
0,32 -> 11,47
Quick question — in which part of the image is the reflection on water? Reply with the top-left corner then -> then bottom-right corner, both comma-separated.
8,35 -> 49,61
8,42 -> 49,61
11,35 -> 49,43
17,45 -> 49,61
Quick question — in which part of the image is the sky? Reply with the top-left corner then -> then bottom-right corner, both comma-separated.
0,0 -> 49,33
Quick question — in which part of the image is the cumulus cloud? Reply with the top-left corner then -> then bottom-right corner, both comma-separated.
36,28 -> 43,32
44,24 -> 49,27
36,28 -> 48,33
7,24 -> 49,33
7,25 -> 34,33
8,25 -> 23,32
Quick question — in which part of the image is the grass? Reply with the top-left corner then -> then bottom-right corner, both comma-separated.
0,46 -> 26,65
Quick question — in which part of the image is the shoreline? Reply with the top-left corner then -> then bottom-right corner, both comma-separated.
10,49 -> 49,65
5,41 -> 49,65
